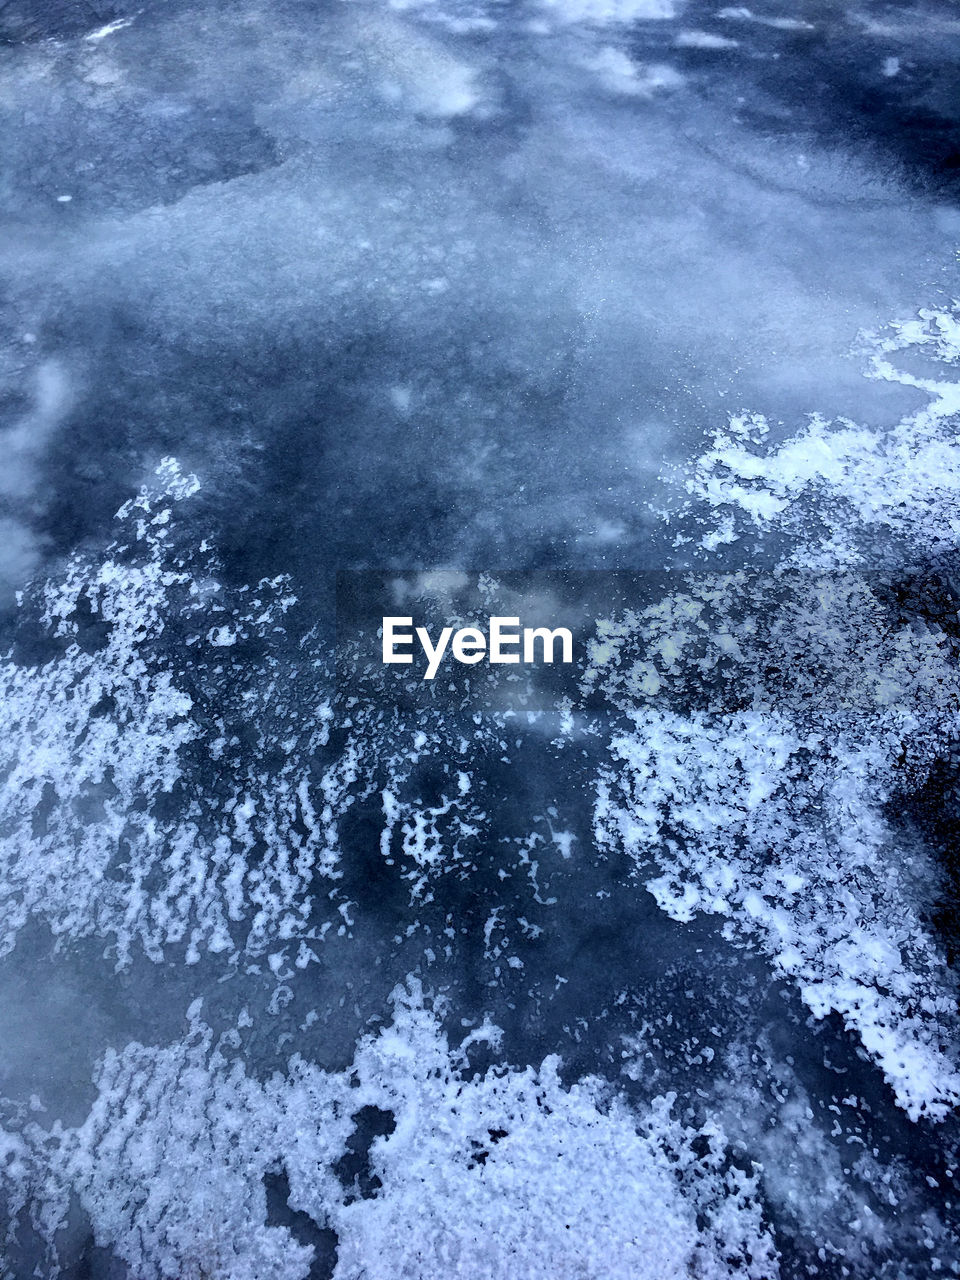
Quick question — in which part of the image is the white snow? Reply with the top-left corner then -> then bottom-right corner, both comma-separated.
538,0 -> 677,23
681,308 -> 960,565
84,18 -> 135,43
4,982 -> 778,1280
0,461 -> 344,965
586,572 -> 960,1120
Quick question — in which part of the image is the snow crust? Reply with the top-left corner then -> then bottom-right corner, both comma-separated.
587,308 -> 960,1123
0,461 -> 340,965
586,571 -> 960,1120
1,982 -> 777,1280
682,308 -> 960,565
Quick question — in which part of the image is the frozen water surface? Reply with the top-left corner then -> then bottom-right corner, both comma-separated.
1,0 -> 960,1276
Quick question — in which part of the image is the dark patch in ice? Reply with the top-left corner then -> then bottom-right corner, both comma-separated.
669,0 -> 960,196
332,1106 -> 397,1206
263,1167 -> 339,1280
467,1126 -> 508,1169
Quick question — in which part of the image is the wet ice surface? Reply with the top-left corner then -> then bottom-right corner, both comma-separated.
2,0 -> 960,1276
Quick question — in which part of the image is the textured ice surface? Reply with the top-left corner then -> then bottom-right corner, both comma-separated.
1,0 -> 960,1274
1,459 -> 957,1274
